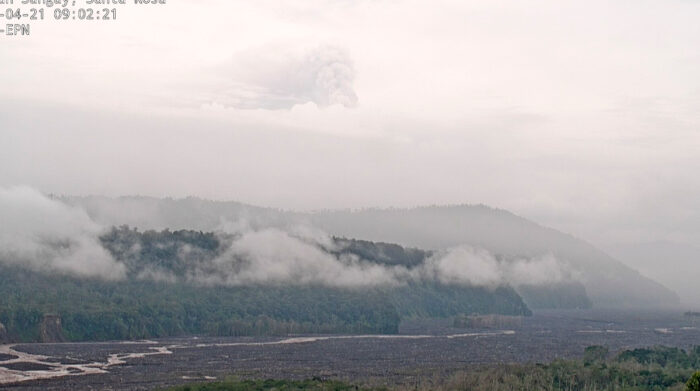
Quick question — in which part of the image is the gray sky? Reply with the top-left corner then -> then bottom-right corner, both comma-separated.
1,1 -> 699,300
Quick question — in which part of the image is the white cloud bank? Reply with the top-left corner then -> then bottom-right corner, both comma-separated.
421,247 -> 574,289
0,187 -> 575,289
0,186 -> 126,279
190,226 -> 576,289
194,228 -> 398,287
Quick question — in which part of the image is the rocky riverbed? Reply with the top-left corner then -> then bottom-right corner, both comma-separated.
1,309 -> 698,390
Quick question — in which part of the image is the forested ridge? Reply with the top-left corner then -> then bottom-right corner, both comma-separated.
63,196 -> 679,308
0,227 -> 532,342
0,265 -> 399,342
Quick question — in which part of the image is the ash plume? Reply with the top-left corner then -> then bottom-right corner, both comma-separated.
207,44 -> 358,110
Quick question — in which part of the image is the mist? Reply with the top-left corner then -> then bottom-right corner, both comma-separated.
0,187 -> 575,290
0,186 -> 125,280
2,1 -> 699,385
1,0 -> 699,307
51,195 -> 681,307
422,248 -> 574,289
188,229 -> 575,289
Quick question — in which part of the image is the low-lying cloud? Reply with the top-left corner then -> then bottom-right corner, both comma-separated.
186,227 -> 576,289
422,246 -> 503,287
193,228 -> 399,287
0,186 -> 126,279
416,247 -> 574,289
0,187 -> 575,289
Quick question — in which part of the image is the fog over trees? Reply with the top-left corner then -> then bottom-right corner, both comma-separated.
61,193 -> 680,308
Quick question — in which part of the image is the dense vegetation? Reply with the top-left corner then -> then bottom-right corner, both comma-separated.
335,235 -> 590,311
390,282 -> 530,317
0,227 -> 531,342
332,238 -> 429,268
616,346 -> 700,369
439,346 -> 700,391
0,264 -> 400,342
161,347 -> 700,391
65,196 -> 681,308
100,226 -> 228,280
161,379 -> 384,391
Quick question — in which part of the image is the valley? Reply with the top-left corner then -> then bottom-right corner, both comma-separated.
1,309 -> 698,390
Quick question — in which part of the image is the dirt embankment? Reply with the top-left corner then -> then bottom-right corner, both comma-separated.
0,322 -> 8,344
39,315 -> 66,343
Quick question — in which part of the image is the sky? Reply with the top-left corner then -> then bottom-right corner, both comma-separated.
1,1 -> 699,299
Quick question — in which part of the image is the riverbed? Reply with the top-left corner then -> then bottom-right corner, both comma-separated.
1,309 -> 698,390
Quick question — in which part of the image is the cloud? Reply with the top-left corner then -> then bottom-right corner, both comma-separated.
193,228 -> 399,287
188,226 -> 574,289
505,253 -> 573,287
421,247 -> 574,289
422,246 -> 503,287
0,186 -> 126,280
206,44 -> 358,110
0,187 -> 575,289
136,266 -> 178,284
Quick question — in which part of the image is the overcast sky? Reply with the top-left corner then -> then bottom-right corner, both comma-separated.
1,0 -> 699,294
